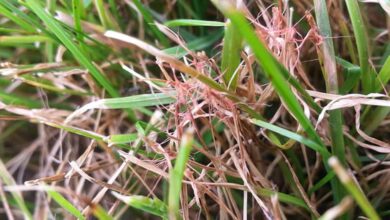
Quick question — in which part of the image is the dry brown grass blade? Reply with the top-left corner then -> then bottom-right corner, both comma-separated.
25,161 -> 117,185
317,93 -> 390,126
280,152 -> 320,218
230,150 -> 273,220
319,197 -> 353,220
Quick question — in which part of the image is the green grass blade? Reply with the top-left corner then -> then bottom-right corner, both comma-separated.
168,129 -> 194,219
0,27 -> 28,34
375,56 -> 390,91
47,190 -> 85,220
337,57 -> 361,94
72,0 -> 85,44
45,121 -> 106,141
25,0 -> 119,97
0,4 -> 36,33
360,55 -> 390,136
257,188 -> 309,210
93,0 -> 110,29
163,30 -> 223,58
250,119 -> 331,158
308,171 -> 336,195
362,106 -> 390,135
112,192 -> 168,219
359,56 -> 390,136
313,0 -> 347,208
78,92 -> 176,110
164,19 -> 225,27
345,0 -> 375,93
329,157 -> 380,220
107,133 -> 138,145
221,20 -> 242,90
18,76 -> 91,96
0,90 -> 43,108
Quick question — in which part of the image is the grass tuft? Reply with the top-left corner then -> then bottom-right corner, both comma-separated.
0,0 -> 388,219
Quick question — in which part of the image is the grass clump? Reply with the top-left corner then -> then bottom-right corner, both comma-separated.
0,0 -> 389,219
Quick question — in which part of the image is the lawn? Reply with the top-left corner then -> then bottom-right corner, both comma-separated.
0,0 -> 389,219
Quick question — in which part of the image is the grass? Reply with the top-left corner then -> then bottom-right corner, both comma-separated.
0,0 -> 389,219
313,0 -> 347,211
221,19 -> 242,90
168,129 -> 194,219
345,0 -> 376,93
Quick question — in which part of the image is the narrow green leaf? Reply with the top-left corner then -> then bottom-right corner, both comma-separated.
0,3 -> 36,33
375,56 -> 390,92
313,0 -> 347,207
308,171 -> 336,195
337,57 -> 361,94
80,92 -> 176,110
257,188 -> 309,210
72,0 -> 85,43
0,27 -> 28,34
168,129 -> 194,219
163,30 -> 223,58
93,0 -> 110,29
250,119 -> 331,158
0,91 -> 42,108
345,0 -> 375,93
164,19 -> 225,27
221,20 -> 242,90
107,133 -> 138,145
47,190 -> 85,220
112,192 -> 167,219
45,121 -> 105,141
361,52 -> 390,136
18,76 -> 91,96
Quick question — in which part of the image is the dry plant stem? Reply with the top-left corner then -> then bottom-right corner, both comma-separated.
280,151 -> 320,217
318,196 -> 353,220
81,160 -> 128,215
